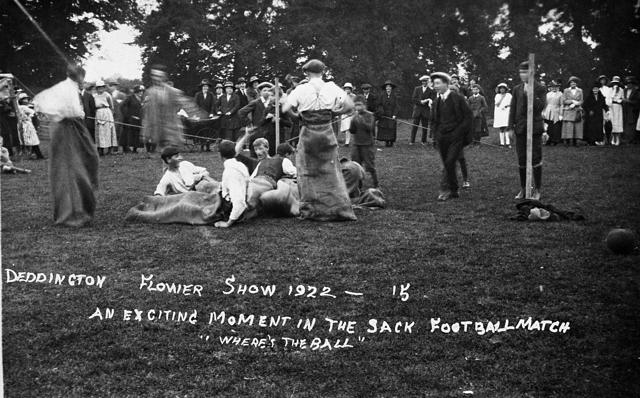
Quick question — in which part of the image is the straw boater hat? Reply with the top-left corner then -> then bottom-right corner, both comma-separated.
198,79 -> 212,88
17,92 -> 29,101
609,76 -> 622,87
249,76 -> 259,84
257,82 -> 274,90
381,80 -> 396,89
223,81 -> 234,89
430,72 -> 452,83
597,75 -> 608,82
343,82 -> 354,90
96,79 -> 106,88
419,75 -> 430,81
567,76 -> 581,84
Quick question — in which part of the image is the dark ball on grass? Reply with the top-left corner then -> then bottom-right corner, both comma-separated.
605,228 -> 637,255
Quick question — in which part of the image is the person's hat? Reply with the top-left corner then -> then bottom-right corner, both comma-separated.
302,59 -> 325,74
568,76 -> 581,84
133,85 -> 145,93
361,83 -> 372,89
353,95 -> 365,104
625,75 -> 638,85
496,82 -> 509,90
381,80 -> 396,89
430,72 -> 452,83
518,61 -> 530,71
17,92 -> 29,101
215,83 -> 223,89
223,81 -> 235,88
343,82 -> 354,89
257,82 -> 274,90
85,81 -> 96,89
198,79 -> 212,88
597,74 -> 608,82
237,77 -> 246,83
300,78 -> 309,84
249,76 -> 259,83
419,75 -> 430,81
609,76 -> 622,86
160,146 -> 180,162
96,79 -> 107,87
450,74 -> 459,79
107,80 -> 119,86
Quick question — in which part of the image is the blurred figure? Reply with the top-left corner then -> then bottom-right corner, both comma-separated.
121,85 -> 144,153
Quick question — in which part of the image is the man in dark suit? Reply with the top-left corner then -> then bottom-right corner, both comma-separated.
120,85 -> 144,153
430,72 -> 472,201
508,61 -> 547,200
246,76 -> 259,102
410,75 -> 435,145
239,82 -> 276,156
218,81 -> 241,141
236,77 -> 250,108
81,81 -> 96,141
194,79 -> 215,117
361,83 -> 377,113
622,76 -> 640,144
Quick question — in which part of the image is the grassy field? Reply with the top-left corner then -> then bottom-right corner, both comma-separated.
2,122 -> 640,397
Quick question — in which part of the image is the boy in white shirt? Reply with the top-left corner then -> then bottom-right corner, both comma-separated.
154,147 -> 211,196
214,140 -> 250,228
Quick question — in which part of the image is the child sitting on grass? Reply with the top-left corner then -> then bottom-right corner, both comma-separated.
1,136 -> 31,174
154,146 -> 212,196
214,140 -> 250,228
246,139 -> 297,210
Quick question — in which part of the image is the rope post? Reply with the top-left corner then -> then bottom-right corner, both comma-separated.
275,78 -> 280,145
525,53 -> 535,199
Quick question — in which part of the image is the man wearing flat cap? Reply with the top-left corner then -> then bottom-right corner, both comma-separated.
430,71 -> 472,201
239,82 -> 278,156
360,83 -> 377,113
282,59 -> 356,221
508,61 -> 547,200
410,75 -> 435,145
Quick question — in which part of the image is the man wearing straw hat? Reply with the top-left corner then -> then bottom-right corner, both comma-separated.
410,75 -> 435,146
282,59 -> 356,221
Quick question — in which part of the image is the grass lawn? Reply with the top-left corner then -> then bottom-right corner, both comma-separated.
2,122 -> 640,397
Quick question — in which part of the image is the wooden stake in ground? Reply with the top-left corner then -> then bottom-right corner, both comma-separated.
274,78 -> 280,146
525,53 -> 535,199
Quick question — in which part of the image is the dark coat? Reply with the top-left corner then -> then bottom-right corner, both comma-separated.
363,92 -> 377,113
218,93 -> 241,130
120,94 -> 143,147
583,91 -> 608,143
623,87 -> 640,127
376,92 -> 398,141
81,90 -> 96,133
411,85 -> 435,118
431,91 -> 472,140
194,91 -> 215,114
508,81 -> 547,136
236,89 -> 250,108
239,98 -> 270,127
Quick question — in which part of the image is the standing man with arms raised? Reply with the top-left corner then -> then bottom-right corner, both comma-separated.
508,61 -> 546,200
430,72 -> 472,202
283,59 -> 356,221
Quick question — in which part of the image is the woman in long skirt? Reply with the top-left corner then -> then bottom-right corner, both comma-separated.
542,80 -> 563,145
34,65 -> 99,227
94,80 -> 118,155
376,81 -> 398,147
609,76 -> 624,146
561,76 -> 584,146
493,83 -> 512,147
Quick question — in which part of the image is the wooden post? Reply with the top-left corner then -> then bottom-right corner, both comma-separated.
525,53 -> 535,199
274,78 -> 280,145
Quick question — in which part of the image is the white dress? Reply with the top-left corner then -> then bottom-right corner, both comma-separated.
610,86 -> 624,133
18,105 -> 40,146
94,92 -> 118,148
493,93 -> 511,128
